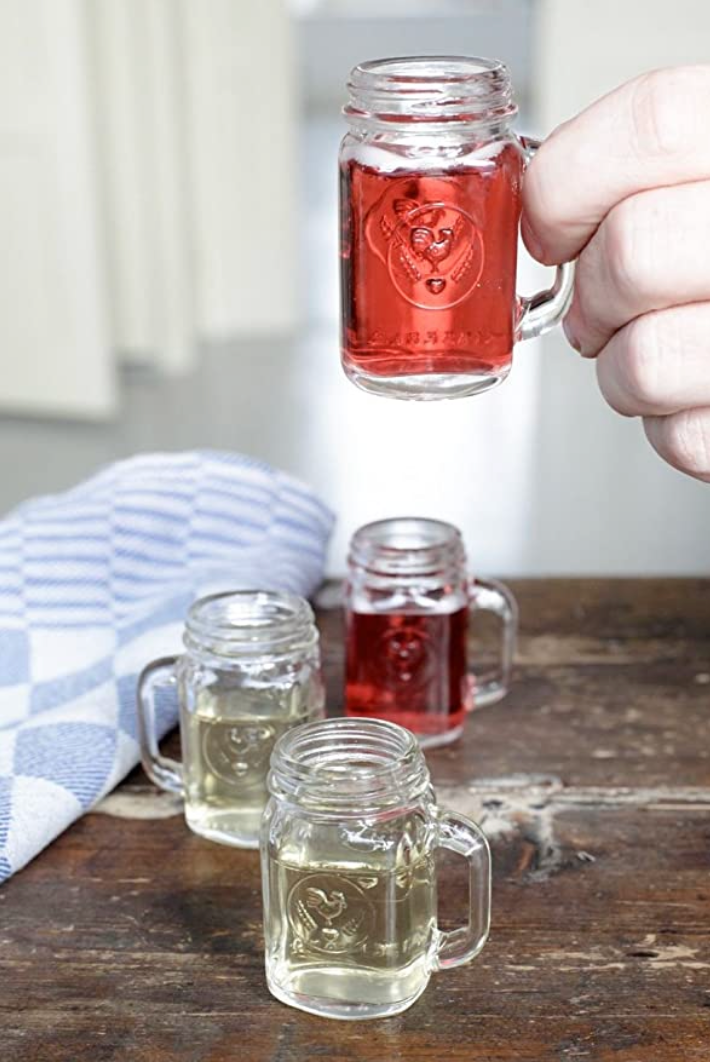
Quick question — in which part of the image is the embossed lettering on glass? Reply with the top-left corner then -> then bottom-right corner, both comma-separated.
262,718 -> 491,1019
137,591 -> 324,848
340,55 -> 575,399
345,518 -> 517,747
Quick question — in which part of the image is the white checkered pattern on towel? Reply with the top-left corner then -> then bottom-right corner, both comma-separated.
0,451 -> 334,882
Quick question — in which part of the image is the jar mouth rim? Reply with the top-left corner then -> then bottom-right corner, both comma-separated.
353,55 -> 508,84
269,718 -> 430,809
346,54 -> 517,126
185,589 -> 316,656
349,517 -> 465,578
353,516 -> 459,551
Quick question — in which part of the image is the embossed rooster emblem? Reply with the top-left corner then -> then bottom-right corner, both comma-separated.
203,723 -> 274,785
223,724 -> 273,776
294,886 -> 366,951
380,624 -> 432,687
305,887 -> 347,924
390,199 -> 460,277
410,225 -> 456,271
375,193 -> 483,306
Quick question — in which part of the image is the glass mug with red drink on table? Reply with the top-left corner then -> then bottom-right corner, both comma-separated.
343,518 -> 517,748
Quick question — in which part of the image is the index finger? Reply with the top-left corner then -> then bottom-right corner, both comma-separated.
521,65 -> 710,265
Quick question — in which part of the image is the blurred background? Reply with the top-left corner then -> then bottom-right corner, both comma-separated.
1,0 -> 709,576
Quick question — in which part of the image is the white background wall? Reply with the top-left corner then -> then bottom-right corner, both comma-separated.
0,0 -> 299,416
534,0 -> 710,128
0,0 -> 114,418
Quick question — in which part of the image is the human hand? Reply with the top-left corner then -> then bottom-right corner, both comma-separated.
521,67 -> 710,482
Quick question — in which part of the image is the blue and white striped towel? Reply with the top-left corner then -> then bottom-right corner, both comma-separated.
0,451 -> 334,882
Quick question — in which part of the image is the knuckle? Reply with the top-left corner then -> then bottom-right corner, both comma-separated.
628,67 -> 710,159
662,410 -> 710,475
620,315 -> 663,406
596,354 -> 631,417
565,284 -> 594,354
523,117 -> 582,256
603,197 -> 647,300
572,240 -> 606,335
523,146 -> 563,241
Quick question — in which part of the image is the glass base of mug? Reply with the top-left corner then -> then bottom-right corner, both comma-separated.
343,363 -> 511,401
266,967 -> 429,1021
416,723 -> 464,750
185,806 -> 261,849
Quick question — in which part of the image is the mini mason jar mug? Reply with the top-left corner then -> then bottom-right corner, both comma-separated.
261,717 -> 491,1020
345,518 -> 517,748
340,55 -> 575,400
137,590 -> 324,849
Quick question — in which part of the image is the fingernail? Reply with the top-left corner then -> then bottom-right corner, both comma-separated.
521,216 -> 544,261
563,316 -> 582,353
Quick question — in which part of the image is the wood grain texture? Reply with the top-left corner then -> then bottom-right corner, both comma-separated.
2,580 -> 709,1061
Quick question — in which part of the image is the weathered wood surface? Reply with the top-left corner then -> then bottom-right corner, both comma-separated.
2,579 -> 709,1061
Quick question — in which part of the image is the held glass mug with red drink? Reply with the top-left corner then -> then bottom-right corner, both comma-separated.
344,518 -> 517,747
340,55 -> 575,399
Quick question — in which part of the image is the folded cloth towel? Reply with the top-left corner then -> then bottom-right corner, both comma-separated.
0,451 -> 334,882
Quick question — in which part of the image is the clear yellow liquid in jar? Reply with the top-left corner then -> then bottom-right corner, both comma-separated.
265,843 -> 437,1017
181,687 -> 314,847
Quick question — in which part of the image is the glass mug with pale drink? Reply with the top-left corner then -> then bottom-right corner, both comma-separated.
340,55 -> 575,399
261,717 -> 491,1019
344,518 -> 517,747
137,590 -> 324,848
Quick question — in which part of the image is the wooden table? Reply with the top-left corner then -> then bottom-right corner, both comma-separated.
3,580 -> 710,1061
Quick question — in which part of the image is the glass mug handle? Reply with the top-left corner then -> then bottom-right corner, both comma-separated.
433,810 -> 491,970
468,577 -> 518,708
517,136 -> 576,341
136,656 -> 184,795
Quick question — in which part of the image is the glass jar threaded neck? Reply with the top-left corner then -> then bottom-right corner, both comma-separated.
268,718 -> 431,815
184,590 -> 318,662
345,55 -> 517,132
348,517 -> 467,584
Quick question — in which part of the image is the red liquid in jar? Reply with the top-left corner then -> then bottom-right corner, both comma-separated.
340,145 -> 524,380
345,607 -> 471,737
